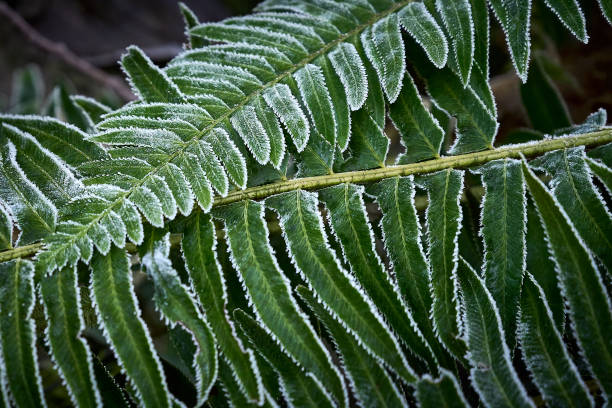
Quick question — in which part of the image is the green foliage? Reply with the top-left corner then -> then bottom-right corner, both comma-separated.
0,0 -> 611,406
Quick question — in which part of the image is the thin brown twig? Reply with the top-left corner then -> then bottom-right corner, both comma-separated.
0,2 -> 134,101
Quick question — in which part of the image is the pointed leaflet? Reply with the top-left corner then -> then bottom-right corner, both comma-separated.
389,74 -> 444,164
0,260 -> 46,408
131,185 -> 165,227
319,183 -> 435,374
473,159 -> 526,350
205,127 -> 247,189
532,147 -> 612,273
90,247 -> 171,408
520,56 -> 571,134
316,55 -> 351,151
54,85 -> 94,132
181,212 -> 263,404
456,258 -> 534,408
234,310 -> 335,408
522,160 -> 612,400
543,0 -> 587,42
121,45 -> 185,103
0,139 -> 56,244
142,237 -> 217,405
71,95 -> 111,124
265,190 -> 415,382
217,356 -> 257,408
436,0 -> 474,85
600,0 -> 612,25
1,124 -> 83,207
178,2 -> 206,49
361,13 -> 405,102
416,370 -> 469,408
252,96 -> 285,169
398,2 -> 448,69
488,0 -> 532,82
190,140 -> 229,196
296,286 -> 407,408
587,157 -> 612,195
518,274 -> 593,407
328,43 -> 368,111
0,203 -> 11,250
0,115 -> 108,166
230,105 -> 271,165
469,0 -> 490,77
341,44 -> 389,171
525,200 -> 564,331
213,200 -> 347,407
410,44 -> 497,154
417,170 -> 467,360
263,83 -> 310,152
368,177 -> 452,367
294,64 -> 337,146
177,154 -> 213,212
40,266 -> 102,408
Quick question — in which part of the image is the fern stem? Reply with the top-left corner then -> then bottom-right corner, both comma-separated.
215,129 -> 611,205
0,128 -> 609,264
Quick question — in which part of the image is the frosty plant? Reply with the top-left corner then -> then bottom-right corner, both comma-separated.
0,0 -> 611,407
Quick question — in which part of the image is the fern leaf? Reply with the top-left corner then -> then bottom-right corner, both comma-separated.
0,259 -> 46,408
418,170 -> 467,360
411,51 -> 497,154
0,115 -> 107,166
316,55 -> 351,151
71,95 -> 112,124
230,105 -> 271,165
0,203 -> 11,250
252,96 -> 286,169
207,128 -> 248,189
319,183 -> 435,375
142,236 -> 218,405
102,103 -> 212,129
469,0 -> 490,77
398,2 -> 448,69
90,246 -> 171,408
389,74 -> 444,164
265,189 -> 415,382
598,0 -> 612,26
543,0 -> 587,42
522,159 -> 612,401
213,200 -> 347,406
0,139 -> 56,244
587,156 -> 612,195
182,212 -> 263,404
130,185 -> 165,227
368,176 -> 452,367
178,2 -> 206,49
159,163 -> 194,216
190,140 -> 230,196
294,64 -> 337,146
436,0 -> 474,86
121,46 -> 185,103
532,147 -> 612,273
361,13 -> 405,102
177,154 -> 213,212
525,201 -> 564,331
488,0 -> 532,82
415,369 -> 469,408
1,124 -> 83,207
473,159 -> 526,350
456,258 -> 534,407
518,274 -> 593,407
296,285 -> 407,408
234,309 -> 335,408
263,84 -> 310,152
40,266 -> 102,408
328,43 -> 368,111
